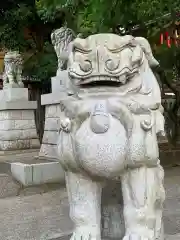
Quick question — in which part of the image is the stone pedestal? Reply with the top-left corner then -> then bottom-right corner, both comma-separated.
0,88 -> 40,151
39,71 -> 68,160
39,99 -> 62,159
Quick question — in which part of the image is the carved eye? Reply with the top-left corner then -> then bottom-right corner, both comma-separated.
73,38 -> 91,53
105,59 -> 119,71
79,60 -> 92,72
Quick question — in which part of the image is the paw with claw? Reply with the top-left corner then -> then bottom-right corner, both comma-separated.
70,226 -> 100,240
123,234 -> 150,240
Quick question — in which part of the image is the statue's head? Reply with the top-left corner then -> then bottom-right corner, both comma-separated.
66,33 -> 160,97
51,27 -> 75,49
4,51 -> 22,66
51,27 -> 76,71
67,34 -> 158,94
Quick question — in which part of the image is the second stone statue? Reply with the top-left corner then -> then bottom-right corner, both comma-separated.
3,51 -> 24,88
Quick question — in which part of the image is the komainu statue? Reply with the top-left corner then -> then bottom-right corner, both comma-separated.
51,26 -> 76,73
57,34 -> 165,240
3,51 -> 24,88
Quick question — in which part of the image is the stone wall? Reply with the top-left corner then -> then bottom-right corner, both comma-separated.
0,110 -> 39,151
39,104 -> 61,159
39,71 -> 68,160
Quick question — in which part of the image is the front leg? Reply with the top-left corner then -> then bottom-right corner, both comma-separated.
65,171 -> 103,240
121,165 -> 165,240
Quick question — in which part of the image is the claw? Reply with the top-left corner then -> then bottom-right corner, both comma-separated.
70,230 -> 99,240
123,234 -> 150,240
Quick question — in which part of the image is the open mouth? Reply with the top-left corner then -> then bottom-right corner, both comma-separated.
79,80 -> 122,88
75,76 -> 127,88
69,66 -> 138,89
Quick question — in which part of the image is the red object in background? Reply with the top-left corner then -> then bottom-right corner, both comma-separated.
165,32 -> 171,48
175,39 -> 178,46
174,30 -> 178,46
167,36 -> 171,48
160,33 -> 163,44
160,32 -> 171,47
165,32 -> 168,38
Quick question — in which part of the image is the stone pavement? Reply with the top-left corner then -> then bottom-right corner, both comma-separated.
0,162 -> 179,239
0,149 -> 39,163
0,187 -> 73,240
163,167 -> 180,237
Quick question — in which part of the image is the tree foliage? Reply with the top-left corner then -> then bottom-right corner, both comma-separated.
36,0 -> 180,36
1,0 -> 180,82
35,0 -> 180,143
0,0 -> 59,82
2,0 -> 180,142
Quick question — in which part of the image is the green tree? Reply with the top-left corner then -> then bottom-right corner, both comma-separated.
36,0 -> 180,36
2,0 -> 180,142
35,0 -> 180,143
0,0 -> 59,82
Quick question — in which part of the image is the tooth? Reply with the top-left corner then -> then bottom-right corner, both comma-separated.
119,74 -> 126,84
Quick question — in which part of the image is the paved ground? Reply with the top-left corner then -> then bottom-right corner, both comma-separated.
0,149 -> 40,163
0,166 -> 179,239
163,167 -> 180,236
0,149 -> 179,240
0,187 -> 73,240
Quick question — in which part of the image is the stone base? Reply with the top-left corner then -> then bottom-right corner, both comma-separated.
3,82 -> 24,89
40,72 -> 68,160
0,139 -> 40,151
0,88 -> 28,102
0,109 -> 40,151
0,87 -> 39,151
51,73 -> 68,96
11,160 -> 65,186
39,103 -> 61,159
